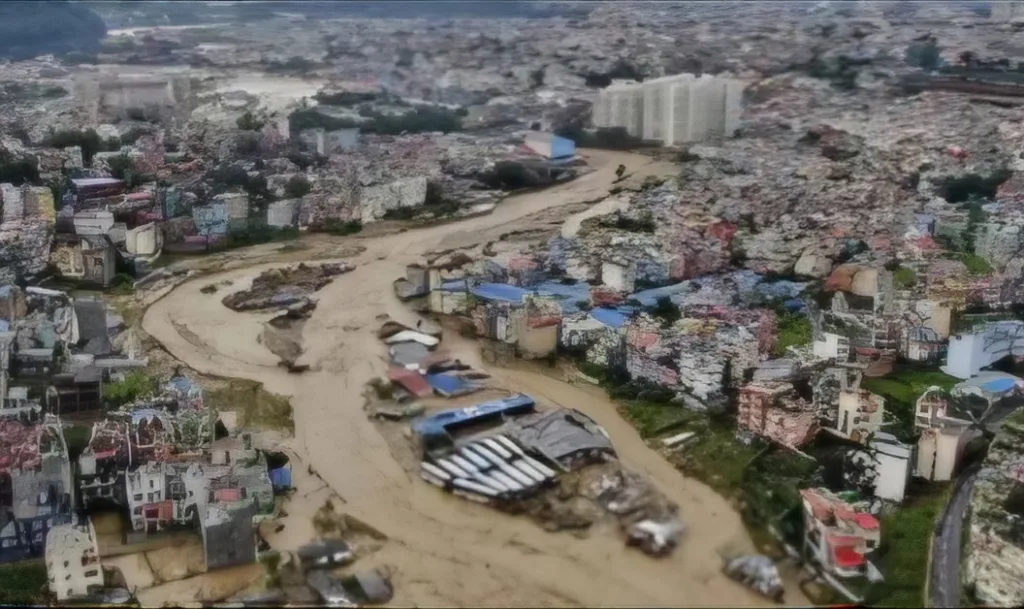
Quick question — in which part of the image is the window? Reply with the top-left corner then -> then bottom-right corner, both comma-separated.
147,493 -> 153,502
133,507 -> 142,516
2,539 -> 12,548
133,494 -> 143,501
149,480 -> 155,489
84,570 -> 98,578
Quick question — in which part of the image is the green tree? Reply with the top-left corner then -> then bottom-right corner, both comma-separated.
284,174 -> 311,199
236,111 -> 265,131
104,371 -> 157,409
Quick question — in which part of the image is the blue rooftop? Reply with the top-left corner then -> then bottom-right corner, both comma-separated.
471,282 -> 531,303
983,377 -> 1017,393
590,307 -> 630,328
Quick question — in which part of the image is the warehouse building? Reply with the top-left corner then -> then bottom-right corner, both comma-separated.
523,132 -> 576,161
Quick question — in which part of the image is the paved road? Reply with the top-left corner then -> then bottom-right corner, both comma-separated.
930,467 -> 978,608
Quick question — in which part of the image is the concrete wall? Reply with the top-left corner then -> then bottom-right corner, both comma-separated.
73,211 -> 114,236
216,193 -> 249,226
916,428 -> 979,482
202,500 -> 256,570
601,261 -> 636,293
192,202 -> 228,236
326,128 -> 360,153
51,242 -> 85,279
267,199 -> 299,228
1,183 -> 24,223
360,177 -> 428,222
518,324 -> 558,359
871,441 -> 912,503
126,223 -> 160,257
943,321 -> 1024,379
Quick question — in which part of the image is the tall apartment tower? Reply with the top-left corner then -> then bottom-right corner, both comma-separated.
591,72 -> 745,146
593,80 -> 644,138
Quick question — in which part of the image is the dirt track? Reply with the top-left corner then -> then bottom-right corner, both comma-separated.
143,150 -> 810,607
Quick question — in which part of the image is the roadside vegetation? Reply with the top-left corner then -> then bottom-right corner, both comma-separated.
0,562 -> 49,605
573,352 -> 954,604
864,482 -> 951,607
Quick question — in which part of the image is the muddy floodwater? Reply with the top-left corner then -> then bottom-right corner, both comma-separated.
143,150 -> 810,607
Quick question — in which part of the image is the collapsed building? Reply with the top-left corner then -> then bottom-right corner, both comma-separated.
0,408 -> 73,563
76,378 -> 273,571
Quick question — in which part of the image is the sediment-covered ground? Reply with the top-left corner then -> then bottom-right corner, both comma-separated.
143,149 -> 809,607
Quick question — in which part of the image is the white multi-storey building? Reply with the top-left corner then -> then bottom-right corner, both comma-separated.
592,72 -> 746,146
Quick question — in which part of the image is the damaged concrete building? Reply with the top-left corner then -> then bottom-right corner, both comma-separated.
76,381 -> 272,571
800,487 -> 882,588
44,522 -> 103,601
914,385 -> 984,482
736,380 -> 818,450
0,409 -> 73,563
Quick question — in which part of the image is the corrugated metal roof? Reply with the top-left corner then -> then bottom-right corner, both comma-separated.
71,178 -> 124,188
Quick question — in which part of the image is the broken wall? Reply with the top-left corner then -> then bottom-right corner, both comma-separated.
359,176 -> 428,223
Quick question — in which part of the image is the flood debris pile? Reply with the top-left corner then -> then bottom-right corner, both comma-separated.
722,554 -> 785,603
258,533 -> 394,607
221,262 -> 353,372
408,393 -> 683,556
373,318 -> 486,406
222,262 -> 353,312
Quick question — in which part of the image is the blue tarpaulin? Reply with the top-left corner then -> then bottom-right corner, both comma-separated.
533,281 -> 592,314
590,307 -> 629,328
425,373 -> 471,397
628,282 -> 690,307
471,282 -> 531,303
270,466 -> 292,491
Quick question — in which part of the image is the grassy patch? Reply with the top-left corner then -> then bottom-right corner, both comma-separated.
205,379 -> 294,433
894,266 -> 917,289
862,367 -> 959,441
0,561 -> 49,604
959,254 -> 993,277
773,310 -> 813,356
618,400 -> 694,438
864,482 -> 951,607
861,368 -> 958,406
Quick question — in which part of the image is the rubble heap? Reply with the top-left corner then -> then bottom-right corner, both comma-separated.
222,262 -> 354,312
